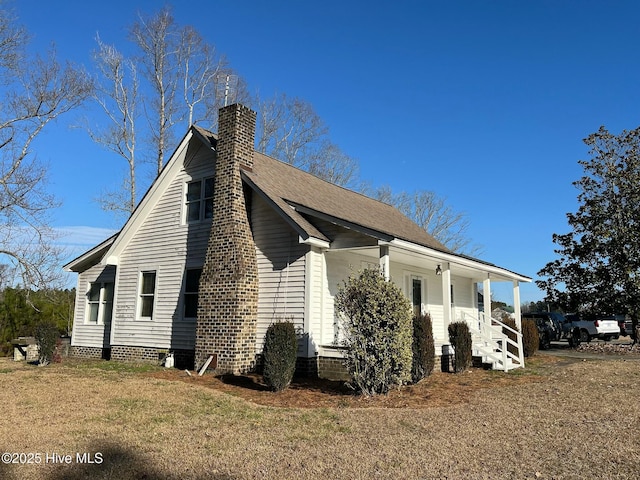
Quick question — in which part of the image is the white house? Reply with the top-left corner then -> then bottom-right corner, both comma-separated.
64,104 -> 530,378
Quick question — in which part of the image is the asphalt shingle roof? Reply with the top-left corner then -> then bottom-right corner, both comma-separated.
192,125 -> 449,252
247,152 -> 450,252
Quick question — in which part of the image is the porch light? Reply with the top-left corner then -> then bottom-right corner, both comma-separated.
435,264 -> 442,276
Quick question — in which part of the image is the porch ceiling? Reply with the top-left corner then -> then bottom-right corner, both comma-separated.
327,242 -> 530,284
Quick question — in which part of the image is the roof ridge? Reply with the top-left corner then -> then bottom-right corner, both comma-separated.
192,124 -> 401,210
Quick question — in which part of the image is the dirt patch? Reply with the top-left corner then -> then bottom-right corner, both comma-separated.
148,355 -> 557,409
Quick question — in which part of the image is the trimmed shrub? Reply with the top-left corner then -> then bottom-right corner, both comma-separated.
34,322 -> 59,366
412,313 -> 435,383
501,316 -> 519,358
263,321 -> 298,392
335,269 -> 413,395
522,318 -> 539,357
448,321 -> 472,373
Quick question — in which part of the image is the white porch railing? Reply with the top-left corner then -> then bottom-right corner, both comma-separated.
461,311 -> 525,371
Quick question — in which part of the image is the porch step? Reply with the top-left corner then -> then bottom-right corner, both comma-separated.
472,349 -> 521,371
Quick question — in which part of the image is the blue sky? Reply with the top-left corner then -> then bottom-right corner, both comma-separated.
13,1 -> 640,303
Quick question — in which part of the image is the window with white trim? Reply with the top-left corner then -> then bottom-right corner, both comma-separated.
139,271 -> 156,319
183,268 -> 202,319
86,282 -> 114,324
186,177 -> 214,222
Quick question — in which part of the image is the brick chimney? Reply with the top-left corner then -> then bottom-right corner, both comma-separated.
195,103 -> 258,374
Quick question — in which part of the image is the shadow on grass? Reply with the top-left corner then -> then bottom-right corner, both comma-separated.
0,442 -> 235,480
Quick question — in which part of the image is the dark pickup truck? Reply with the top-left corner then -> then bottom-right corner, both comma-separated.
521,312 -> 563,349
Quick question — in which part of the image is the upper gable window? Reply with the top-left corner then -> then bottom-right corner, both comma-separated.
186,177 -> 214,223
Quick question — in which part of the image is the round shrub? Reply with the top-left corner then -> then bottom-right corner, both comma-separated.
448,321 -> 472,373
34,321 -> 59,366
521,318 -> 539,357
263,321 -> 298,392
412,312 -> 435,383
335,269 -> 413,395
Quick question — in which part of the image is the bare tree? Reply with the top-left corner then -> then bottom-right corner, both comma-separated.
255,94 -> 359,187
0,7 -> 93,289
255,93 -> 328,165
89,36 -> 139,221
130,6 -> 185,175
177,27 -> 249,130
307,140 -> 359,187
367,185 -> 482,255
90,7 -> 238,223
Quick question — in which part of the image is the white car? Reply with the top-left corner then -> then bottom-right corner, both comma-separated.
564,314 -> 620,343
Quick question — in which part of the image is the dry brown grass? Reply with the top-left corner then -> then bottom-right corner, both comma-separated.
0,354 -> 639,479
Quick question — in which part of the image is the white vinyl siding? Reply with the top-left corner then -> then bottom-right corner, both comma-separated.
321,250 -> 478,354
252,195 -> 308,355
71,264 -> 116,348
452,277 -> 477,324
306,248 -> 325,356
111,142 -> 213,349
324,251 -> 356,346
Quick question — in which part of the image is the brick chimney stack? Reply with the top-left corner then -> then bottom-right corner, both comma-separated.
195,104 -> 259,374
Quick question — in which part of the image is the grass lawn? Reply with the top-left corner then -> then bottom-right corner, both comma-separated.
0,355 -> 639,479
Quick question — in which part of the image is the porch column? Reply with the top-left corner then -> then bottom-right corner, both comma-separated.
379,245 -> 390,281
483,274 -> 491,321
513,280 -> 521,330
442,262 -> 452,326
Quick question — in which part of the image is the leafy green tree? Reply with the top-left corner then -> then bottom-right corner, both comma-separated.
34,321 -> 58,365
537,126 -> 640,336
0,288 -> 73,356
335,269 -> 413,395
521,300 -> 560,313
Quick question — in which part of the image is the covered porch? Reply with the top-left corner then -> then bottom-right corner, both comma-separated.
321,238 -> 531,371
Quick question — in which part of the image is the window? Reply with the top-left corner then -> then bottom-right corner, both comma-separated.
183,268 -> 202,318
412,277 -> 423,317
86,282 -> 114,324
186,177 -> 214,222
139,271 -> 156,319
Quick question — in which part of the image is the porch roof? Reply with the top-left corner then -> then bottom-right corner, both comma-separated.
326,239 -> 531,283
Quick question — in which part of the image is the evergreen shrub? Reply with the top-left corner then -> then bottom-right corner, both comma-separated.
411,312 -> 435,383
263,320 -> 298,392
448,321 -> 472,373
522,318 -> 539,357
34,322 -> 59,366
335,269 -> 413,395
